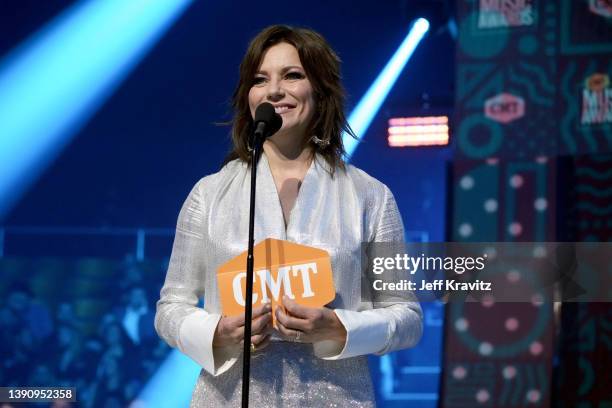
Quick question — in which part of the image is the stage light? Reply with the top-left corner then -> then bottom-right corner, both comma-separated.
387,115 -> 450,147
137,350 -> 200,407
0,0 -> 194,219
343,18 -> 430,160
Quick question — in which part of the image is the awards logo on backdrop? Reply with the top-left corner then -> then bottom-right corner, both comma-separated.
581,73 -> 611,126
477,0 -> 537,29
216,238 -> 336,325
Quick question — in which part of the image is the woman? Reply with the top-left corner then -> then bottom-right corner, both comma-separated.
155,25 -> 423,407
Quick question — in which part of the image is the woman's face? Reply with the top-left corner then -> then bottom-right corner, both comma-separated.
248,42 -> 316,142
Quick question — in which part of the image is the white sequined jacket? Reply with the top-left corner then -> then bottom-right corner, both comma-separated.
155,153 -> 423,376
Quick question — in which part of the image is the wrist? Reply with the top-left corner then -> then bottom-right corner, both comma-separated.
329,310 -> 347,343
212,317 -> 227,348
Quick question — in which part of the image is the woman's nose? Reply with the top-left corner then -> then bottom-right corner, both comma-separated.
266,79 -> 285,101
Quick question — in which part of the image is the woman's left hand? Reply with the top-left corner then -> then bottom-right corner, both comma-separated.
275,296 -> 347,344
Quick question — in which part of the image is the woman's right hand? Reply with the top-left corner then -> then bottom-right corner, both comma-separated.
212,302 -> 273,350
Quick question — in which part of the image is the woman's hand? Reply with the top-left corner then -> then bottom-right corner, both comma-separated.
275,296 -> 347,344
213,302 -> 273,350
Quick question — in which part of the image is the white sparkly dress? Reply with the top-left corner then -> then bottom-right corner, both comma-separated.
155,153 -> 423,407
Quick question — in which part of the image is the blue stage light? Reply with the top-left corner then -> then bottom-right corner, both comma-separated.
344,18 -> 430,160
138,350 -> 200,407
0,0 -> 194,219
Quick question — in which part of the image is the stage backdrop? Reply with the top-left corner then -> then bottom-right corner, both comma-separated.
444,1 -> 612,407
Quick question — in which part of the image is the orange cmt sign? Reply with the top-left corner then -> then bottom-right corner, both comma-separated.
217,238 -> 335,325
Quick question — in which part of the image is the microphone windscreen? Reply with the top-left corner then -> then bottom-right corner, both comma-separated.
254,103 -> 283,136
254,102 -> 276,123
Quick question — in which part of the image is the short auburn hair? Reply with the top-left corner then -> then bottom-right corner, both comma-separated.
223,25 -> 356,172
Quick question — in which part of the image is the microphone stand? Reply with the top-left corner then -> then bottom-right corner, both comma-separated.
242,135 -> 263,408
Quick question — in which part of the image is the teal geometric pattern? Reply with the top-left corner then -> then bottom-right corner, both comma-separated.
560,0 -> 612,55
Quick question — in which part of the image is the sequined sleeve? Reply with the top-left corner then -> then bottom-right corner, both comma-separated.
154,179 -> 239,376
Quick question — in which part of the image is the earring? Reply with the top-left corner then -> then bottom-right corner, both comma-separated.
311,135 -> 330,147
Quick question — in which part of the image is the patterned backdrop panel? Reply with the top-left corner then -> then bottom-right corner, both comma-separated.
555,302 -> 612,407
452,158 -> 556,242
455,60 -> 558,160
567,153 -> 612,242
449,1 -> 611,407
455,0 -> 559,160
457,0 -> 553,62
559,58 -> 612,155
556,0 -> 611,156
443,158 -> 557,408
443,301 -> 554,408
559,0 -> 612,56
456,0 -> 612,160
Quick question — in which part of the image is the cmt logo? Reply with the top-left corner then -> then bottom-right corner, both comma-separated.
484,93 -> 525,123
217,238 -> 336,323
589,0 -> 612,18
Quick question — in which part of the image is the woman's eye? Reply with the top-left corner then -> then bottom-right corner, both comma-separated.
253,77 -> 266,85
286,72 -> 304,80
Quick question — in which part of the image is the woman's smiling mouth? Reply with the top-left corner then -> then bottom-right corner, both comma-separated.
273,104 -> 296,114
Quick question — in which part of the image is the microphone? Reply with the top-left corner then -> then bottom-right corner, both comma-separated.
241,101 -> 282,405
252,102 -> 283,145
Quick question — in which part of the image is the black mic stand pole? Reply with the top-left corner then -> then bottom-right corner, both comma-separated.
241,134 -> 263,408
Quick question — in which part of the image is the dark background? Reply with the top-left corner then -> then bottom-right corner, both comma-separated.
1,0 -> 455,239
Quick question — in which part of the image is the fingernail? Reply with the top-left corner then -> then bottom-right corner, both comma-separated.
265,303 -> 271,311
